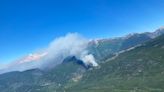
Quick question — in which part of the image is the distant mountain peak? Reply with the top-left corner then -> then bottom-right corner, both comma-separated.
155,26 -> 164,33
147,26 -> 164,38
158,26 -> 164,30
18,52 -> 48,64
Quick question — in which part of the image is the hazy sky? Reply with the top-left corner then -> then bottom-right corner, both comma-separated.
0,0 -> 164,63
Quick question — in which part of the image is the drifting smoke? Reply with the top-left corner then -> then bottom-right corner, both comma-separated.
80,51 -> 98,67
39,33 -> 98,69
0,33 -> 98,74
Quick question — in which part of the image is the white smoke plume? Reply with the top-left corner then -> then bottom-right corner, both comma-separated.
0,33 -> 98,74
79,51 -> 98,67
39,33 -> 98,69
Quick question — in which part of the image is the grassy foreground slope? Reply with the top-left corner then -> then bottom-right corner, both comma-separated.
66,35 -> 164,92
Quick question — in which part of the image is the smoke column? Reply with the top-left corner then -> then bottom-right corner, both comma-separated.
0,33 -> 98,74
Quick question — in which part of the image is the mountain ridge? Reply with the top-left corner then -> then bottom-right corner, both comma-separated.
0,27 -> 164,92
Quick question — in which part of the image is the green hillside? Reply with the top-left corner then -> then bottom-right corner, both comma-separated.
0,57 -> 87,92
0,35 -> 164,92
88,33 -> 152,61
66,35 -> 164,92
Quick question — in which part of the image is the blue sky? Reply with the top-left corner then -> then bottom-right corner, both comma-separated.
0,0 -> 164,63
